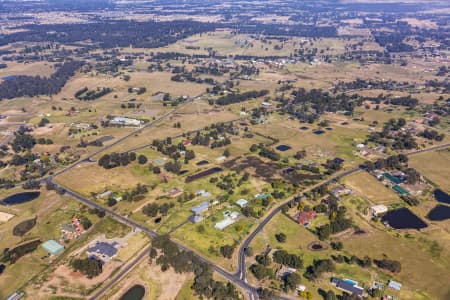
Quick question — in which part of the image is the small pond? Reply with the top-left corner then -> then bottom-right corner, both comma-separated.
381,208 -> 427,230
427,205 -> 450,221
434,189 -> 450,204
196,160 -> 209,166
307,241 -> 327,251
325,127 -> 333,131
313,130 -> 325,135
276,144 -> 291,152
1,192 -> 40,205
300,126 -> 309,131
120,284 -> 145,300
179,170 -> 189,175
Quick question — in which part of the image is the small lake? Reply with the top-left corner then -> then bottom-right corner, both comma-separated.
196,160 -> 209,166
276,144 -> 291,152
427,205 -> 450,221
1,192 -> 40,205
120,284 -> 145,300
382,208 -> 427,230
313,130 -> 325,135
434,189 -> 450,204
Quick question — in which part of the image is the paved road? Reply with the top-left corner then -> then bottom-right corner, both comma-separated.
88,244 -> 153,300
49,129 -> 449,300
235,142 -> 450,283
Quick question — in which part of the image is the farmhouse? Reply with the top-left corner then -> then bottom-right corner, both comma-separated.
87,241 -> 119,262
331,277 -> 364,297
297,211 -> 316,225
42,240 -> 65,256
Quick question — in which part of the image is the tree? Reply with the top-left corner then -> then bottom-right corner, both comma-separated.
220,245 -> 234,259
107,197 -> 117,207
138,154 -> 148,164
326,290 -> 336,300
38,118 -> 50,127
275,232 -> 287,243
143,203 -> 159,217
284,272 -> 301,291
79,216 -> 92,230
70,257 -> 102,278
317,224 -> 331,240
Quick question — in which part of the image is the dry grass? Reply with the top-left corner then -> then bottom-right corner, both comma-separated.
343,172 -> 400,204
409,149 -> 450,192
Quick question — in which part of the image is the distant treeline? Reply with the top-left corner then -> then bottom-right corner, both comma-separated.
0,61 -> 83,99
0,21 -> 218,48
215,90 -> 269,105
235,24 -> 338,38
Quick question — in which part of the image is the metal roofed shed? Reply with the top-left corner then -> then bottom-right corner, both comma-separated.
370,204 -> 388,216
215,218 -> 236,230
191,201 -> 209,214
42,240 -> 65,256
392,184 -> 409,195
388,280 -> 402,291
236,199 -> 248,207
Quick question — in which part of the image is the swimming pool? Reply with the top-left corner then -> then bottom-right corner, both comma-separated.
343,279 -> 358,286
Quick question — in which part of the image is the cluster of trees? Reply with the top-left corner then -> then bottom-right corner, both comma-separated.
374,258 -> 401,273
151,235 -> 239,299
219,245 -> 235,259
152,138 -> 192,161
368,118 -> 417,150
420,129 -> 445,141
331,254 -> 372,268
98,151 -> 136,169
303,259 -> 335,281
250,144 -> 281,161
122,183 -> 149,202
215,90 -> 269,105
70,257 -> 102,278
75,87 -> 112,101
281,88 -> 358,123
272,250 -> 303,268
1,239 -> 41,264
0,61 -> 83,99
237,23 -> 337,38
364,154 -> 408,171
11,127 -> 35,152
316,198 -> 352,240
142,202 -> 174,217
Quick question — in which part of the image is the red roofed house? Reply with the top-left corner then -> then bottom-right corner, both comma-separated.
183,139 -> 192,146
297,211 -> 316,225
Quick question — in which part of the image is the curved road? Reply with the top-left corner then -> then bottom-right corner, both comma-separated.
49,130 -> 449,300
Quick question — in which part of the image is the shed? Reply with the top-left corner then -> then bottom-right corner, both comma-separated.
189,215 -> 204,224
191,201 -> 209,214
388,280 -> 402,291
42,240 -> 64,256
370,204 -> 388,216
215,218 -> 235,230
236,199 -> 248,208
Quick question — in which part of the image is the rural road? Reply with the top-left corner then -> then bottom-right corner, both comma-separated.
39,103 -> 449,300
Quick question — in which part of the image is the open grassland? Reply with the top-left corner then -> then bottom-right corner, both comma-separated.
409,149 -> 450,192
345,229 -> 450,300
251,113 -> 367,163
343,172 -> 400,204
0,61 -> 56,78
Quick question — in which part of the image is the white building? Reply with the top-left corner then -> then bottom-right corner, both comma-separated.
370,204 -> 388,216
236,199 -> 248,208
110,117 -> 141,126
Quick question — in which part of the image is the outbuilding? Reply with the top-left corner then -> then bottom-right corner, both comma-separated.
42,240 -> 65,256
370,204 -> 388,216
236,199 -> 248,208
